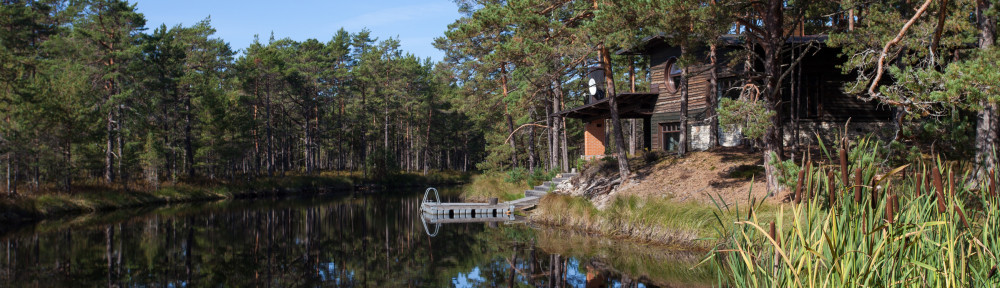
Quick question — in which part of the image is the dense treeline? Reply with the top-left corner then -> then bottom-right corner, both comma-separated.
0,0 -> 485,195
3,0 -> 998,196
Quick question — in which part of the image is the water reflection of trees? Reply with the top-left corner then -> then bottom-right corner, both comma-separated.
0,193 -> 713,287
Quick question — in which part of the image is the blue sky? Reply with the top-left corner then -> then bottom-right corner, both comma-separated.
137,0 -> 462,61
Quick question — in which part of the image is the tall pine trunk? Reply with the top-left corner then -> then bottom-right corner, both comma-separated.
106,110 -> 115,184
600,44 -> 631,180
557,80 -> 570,172
708,43 -> 719,147
974,0 -> 998,184
629,55 -> 637,155
184,94 -> 194,178
761,0 -> 786,194
679,46 -> 689,156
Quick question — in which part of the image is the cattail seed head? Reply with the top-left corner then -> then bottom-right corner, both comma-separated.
933,166 -> 946,213
954,205 -> 969,228
949,170 -> 955,197
916,173 -> 923,196
886,195 -> 895,224
989,169 -> 996,198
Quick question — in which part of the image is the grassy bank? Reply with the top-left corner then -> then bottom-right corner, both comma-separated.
0,171 -> 471,224
711,138 -> 1000,287
531,193 -> 783,249
460,169 -> 559,202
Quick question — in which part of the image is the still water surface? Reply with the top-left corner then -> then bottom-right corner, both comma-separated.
0,187 -> 713,287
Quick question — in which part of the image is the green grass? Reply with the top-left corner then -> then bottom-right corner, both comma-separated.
531,193 -> 783,249
709,137 -> 1000,287
461,173 -> 527,202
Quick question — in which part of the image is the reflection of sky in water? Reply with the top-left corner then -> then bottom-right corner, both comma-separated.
452,267 -> 484,287
448,256 -> 652,287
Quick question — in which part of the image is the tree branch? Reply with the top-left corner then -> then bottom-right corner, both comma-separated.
868,0 -> 935,98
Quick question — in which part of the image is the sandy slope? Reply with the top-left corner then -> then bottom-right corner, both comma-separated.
613,148 -> 776,206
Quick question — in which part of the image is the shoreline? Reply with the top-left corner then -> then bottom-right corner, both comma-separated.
0,172 -> 470,225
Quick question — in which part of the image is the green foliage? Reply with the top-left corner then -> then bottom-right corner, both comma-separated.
139,133 -> 165,187
718,97 -> 775,141
504,167 -> 528,183
364,147 -> 399,181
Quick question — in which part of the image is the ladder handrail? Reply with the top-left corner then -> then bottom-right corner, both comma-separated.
422,187 -> 441,204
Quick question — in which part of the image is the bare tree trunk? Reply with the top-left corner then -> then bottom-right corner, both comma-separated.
106,111 -> 115,184
679,46 -> 689,156
265,78 -> 275,177
629,55 -> 637,155
762,0 -> 786,194
184,95 -> 194,178
528,108 -> 536,174
708,43 -> 720,147
546,95 -> 555,170
600,44 -> 631,180
424,95 -> 433,176
558,82 -> 570,172
117,108 -> 123,184
974,0 -> 998,184
501,64 -> 518,169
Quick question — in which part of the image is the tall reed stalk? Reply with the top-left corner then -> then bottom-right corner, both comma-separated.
707,137 -> 1000,287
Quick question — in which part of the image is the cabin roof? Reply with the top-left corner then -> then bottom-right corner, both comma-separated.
555,92 -> 659,121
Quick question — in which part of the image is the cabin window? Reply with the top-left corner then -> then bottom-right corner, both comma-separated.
660,122 -> 681,152
664,57 -> 682,93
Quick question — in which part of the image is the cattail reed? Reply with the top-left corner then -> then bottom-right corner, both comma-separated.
954,205 -> 969,228
925,168 -> 933,195
933,166 -> 946,213
828,170 -> 836,206
794,168 -> 805,204
949,170 -> 955,197
916,172 -> 923,196
989,169 -> 996,198
854,168 -> 863,203
839,147 -> 849,184
886,195 -> 895,224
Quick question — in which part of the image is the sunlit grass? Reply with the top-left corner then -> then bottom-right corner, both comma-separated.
532,193 -> 783,248
461,173 -> 527,202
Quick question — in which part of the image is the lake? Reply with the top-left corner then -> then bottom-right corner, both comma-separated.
0,186 -> 714,287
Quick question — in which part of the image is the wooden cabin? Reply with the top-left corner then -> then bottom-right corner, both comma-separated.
558,35 -> 893,158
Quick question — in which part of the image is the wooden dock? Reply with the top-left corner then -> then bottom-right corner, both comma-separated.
418,172 -> 578,218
